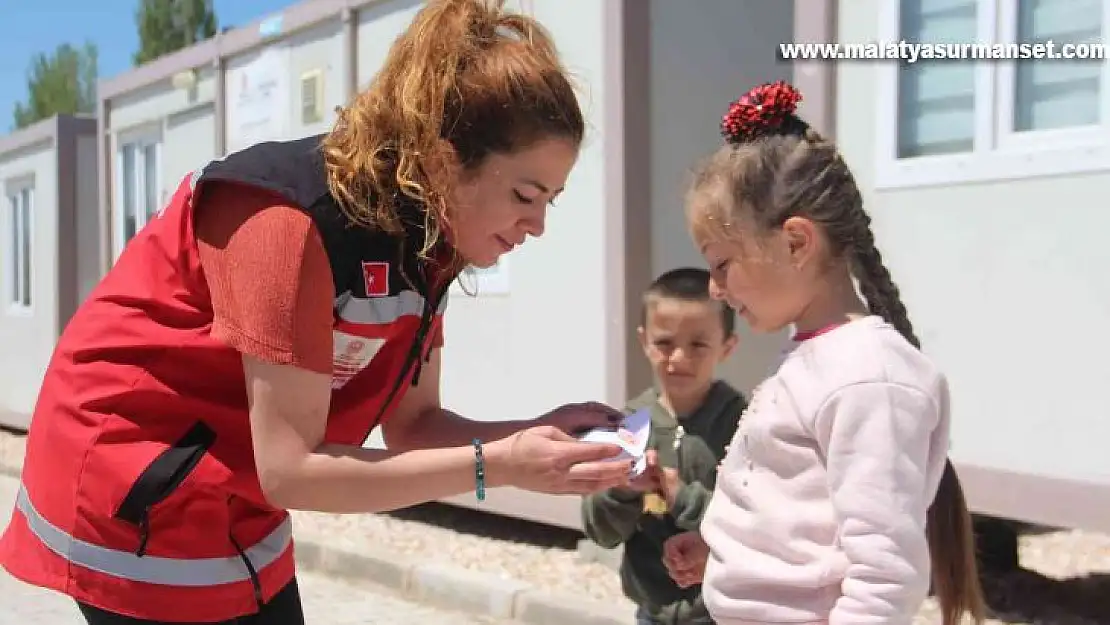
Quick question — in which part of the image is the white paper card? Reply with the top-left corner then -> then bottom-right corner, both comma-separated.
576,408 -> 652,476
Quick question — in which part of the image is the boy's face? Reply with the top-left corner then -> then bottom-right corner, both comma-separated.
638,297 -> 737,402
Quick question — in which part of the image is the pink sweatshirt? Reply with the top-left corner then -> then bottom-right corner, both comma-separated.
699,316 -> 950,625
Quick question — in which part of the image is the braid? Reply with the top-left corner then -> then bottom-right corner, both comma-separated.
801,125 -> 824,145
794,117 -> 918,350
853,225 -> 920,349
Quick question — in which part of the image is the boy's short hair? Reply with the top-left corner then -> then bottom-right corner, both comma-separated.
642,267 -> 735,336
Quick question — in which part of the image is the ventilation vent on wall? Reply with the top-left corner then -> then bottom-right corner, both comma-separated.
300,70 -> 324,125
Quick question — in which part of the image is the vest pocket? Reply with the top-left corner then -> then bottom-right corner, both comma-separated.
113,420 -> 217,557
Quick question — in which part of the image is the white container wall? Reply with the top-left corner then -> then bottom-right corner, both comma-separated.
107,67 -> 219,259
225,20 -> 345,152
835,0 -> 1110,531
646,0 -> 796,394
0,116 -> 98,429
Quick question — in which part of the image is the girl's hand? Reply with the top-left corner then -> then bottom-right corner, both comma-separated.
663,531 -> 710,588
485,425 -> 630,495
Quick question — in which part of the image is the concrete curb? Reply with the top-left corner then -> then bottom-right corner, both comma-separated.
0,441 -> 631,625
576,537 -> 623,572
295,539 -> 631,625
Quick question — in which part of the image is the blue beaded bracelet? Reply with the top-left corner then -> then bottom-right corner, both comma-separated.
472,438 -> 486,502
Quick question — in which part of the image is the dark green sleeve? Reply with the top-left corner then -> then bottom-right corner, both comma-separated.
669,480 -> 712,532
580,488 -> 643,549
655,594 -> 714,625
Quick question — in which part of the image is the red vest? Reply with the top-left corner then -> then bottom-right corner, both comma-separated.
0,136 -> 451,622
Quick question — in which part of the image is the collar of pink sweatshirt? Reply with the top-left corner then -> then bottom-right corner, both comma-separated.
700,315 -> 950,625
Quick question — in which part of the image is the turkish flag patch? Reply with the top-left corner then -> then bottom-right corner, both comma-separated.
361,261 -> 390,297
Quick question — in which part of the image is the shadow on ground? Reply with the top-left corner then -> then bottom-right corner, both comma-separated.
386,501 -> 585,550
984,569 -> 1110,625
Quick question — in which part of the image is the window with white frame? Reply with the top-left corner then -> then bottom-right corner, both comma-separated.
896,0 -> 979,158
116,135 -> 162,250
1005,0 -> 1104,134
7,185 -> 33,310
879,0 -> 1109,186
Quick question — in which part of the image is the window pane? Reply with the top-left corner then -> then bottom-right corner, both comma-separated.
19,190 -> 31,307
301,74 -> 320,124
143,142 -> 159,219
897,0 -> 978,157
1014,0 -> 1102,131
9,194 -> 18,304
121,143 -> 137,241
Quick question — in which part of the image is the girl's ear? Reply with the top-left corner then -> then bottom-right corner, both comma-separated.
780,216 -> 820,269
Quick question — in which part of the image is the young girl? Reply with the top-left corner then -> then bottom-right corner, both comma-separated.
661,82 -> 985,625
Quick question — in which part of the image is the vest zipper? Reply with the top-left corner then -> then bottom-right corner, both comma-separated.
228,495 -> 265,612
360,281 -> 450,445
135,510 -> 151,557
229,530 -> 265,612
409,284 -> 441,386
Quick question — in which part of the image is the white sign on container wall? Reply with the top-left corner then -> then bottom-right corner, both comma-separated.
226,45 -> 291,152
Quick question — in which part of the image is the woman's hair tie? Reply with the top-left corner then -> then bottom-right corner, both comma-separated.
720,80 -> 804,145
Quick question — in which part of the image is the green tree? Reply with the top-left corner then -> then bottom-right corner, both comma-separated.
134,0 -> 219,66
12,42 -> 98,130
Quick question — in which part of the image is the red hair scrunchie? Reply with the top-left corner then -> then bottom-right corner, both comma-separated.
720,80 -> 803,144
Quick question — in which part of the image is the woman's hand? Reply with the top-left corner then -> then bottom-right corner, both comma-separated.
604,461 -> 659,501
535,401 -> 624,436
663,531 -> 710,588
486,425 -> 631,495
625,465 -> 660,493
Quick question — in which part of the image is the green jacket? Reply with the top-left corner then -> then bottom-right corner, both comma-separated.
581,381 -> 745,625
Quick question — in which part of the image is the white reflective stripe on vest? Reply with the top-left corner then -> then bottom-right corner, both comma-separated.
15,484 -> 292,586
336,289 -> 448,325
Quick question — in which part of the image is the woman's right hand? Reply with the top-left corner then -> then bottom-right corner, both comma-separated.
486,425 -> 631,495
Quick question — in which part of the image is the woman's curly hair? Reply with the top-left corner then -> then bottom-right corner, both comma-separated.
321,0 -> 585,259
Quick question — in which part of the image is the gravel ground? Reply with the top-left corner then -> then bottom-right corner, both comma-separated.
4,429 -> 1109,624
294,503 -> 1110,625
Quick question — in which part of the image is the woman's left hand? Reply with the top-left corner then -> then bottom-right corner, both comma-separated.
536,402 -> 623,436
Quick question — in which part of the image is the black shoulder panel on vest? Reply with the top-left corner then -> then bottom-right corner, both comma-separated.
194,134 -> 331,210
190,135 -> 421,300
304,194 -> 394,300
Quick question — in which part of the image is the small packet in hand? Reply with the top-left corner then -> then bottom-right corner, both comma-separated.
576,408 -> 651,477
642,492 -> 668,515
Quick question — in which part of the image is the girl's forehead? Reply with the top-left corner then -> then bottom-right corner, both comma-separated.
689,209 -> 732,248
695,221 -> 758,253
688,193 -> 766,256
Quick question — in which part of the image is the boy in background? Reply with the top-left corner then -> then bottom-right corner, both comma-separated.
582,267 -> 746,625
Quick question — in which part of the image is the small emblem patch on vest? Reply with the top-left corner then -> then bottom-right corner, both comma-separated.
332,331 -> 386,389
362,261 -> 390,297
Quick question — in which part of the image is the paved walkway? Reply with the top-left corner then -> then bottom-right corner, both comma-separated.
0,476 -> 505,624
